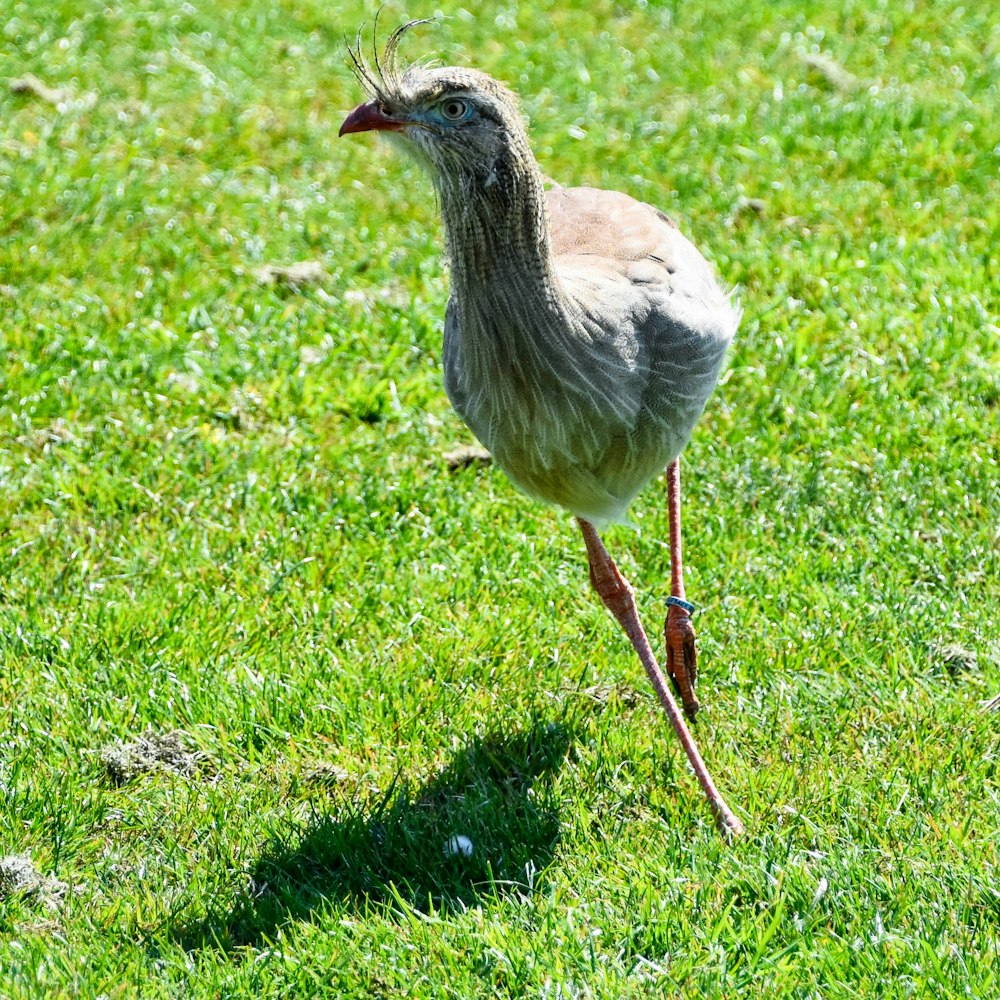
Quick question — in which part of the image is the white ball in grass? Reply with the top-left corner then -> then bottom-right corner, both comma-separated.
444,834 -> 474,858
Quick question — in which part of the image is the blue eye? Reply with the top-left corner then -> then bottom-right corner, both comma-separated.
439,98 -> 472,122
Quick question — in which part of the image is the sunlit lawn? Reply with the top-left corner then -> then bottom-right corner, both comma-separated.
1,0 -> 998,995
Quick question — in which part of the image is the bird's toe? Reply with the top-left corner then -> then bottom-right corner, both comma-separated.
665,608 -> 700,719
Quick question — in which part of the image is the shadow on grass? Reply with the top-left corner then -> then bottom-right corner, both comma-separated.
174,721 -> 571,950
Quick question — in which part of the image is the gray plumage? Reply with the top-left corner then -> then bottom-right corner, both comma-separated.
341,23 -> 739,527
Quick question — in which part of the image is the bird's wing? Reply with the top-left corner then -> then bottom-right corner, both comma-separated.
540,187 -> 738,519
547,186 -> 737,386
548,185 -> 678,254
547,186 -> 724,303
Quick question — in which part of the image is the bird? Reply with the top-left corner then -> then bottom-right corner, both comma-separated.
339,20 -> 743,836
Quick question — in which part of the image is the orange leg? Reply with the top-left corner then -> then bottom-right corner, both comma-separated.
665,458 -> 700,720
578,518 -> 742,837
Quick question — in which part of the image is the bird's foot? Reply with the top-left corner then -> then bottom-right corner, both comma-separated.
665,603 -> 699,720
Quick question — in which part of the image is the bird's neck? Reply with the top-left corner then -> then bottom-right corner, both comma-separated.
436,145 -> 560,307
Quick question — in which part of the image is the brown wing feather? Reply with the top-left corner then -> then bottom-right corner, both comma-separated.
546,186 -> 679,270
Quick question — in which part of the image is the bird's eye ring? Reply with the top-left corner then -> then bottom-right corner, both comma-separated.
439,98 -> 471,121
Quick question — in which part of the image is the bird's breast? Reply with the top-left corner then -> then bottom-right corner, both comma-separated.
441,284 -> 714,524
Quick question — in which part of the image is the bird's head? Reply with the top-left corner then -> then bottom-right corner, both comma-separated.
340,20 -> 534,203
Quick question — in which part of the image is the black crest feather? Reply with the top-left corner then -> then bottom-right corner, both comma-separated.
345,15 -> 435,104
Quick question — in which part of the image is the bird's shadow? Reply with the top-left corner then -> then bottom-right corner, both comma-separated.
172,722 -> 571,951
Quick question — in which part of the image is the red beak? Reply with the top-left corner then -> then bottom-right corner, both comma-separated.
339,101 -> 406,137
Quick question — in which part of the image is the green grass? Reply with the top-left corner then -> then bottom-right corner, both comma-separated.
2,0 -> 999,995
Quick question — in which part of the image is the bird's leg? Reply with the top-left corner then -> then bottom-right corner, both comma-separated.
578,518 -> 743,837
665,458 -> 700,720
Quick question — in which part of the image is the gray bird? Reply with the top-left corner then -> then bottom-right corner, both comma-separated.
340,21 -> 742,835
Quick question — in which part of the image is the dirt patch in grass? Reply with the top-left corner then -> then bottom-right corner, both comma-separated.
0,854 -> 68,909
802,52 -> 859,92
253,260 -> 326,289
579,682 -> 643,708
100,730 -> 203,786
929,642 -> 979,679
443,444 -> 492,471
9,73 -> 95,109
299,761 -> 351,791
